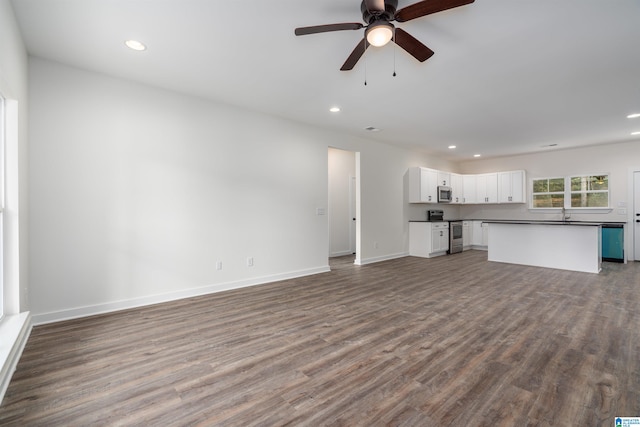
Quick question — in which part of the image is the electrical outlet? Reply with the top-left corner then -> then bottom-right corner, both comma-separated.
247,257 -> 254,267
216,261 -> 222,270
373,241 -> 378,249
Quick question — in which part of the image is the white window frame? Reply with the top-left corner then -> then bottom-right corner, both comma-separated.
530,176 -> 565,209
568,174 -> 610,209
530,173 -> 611,211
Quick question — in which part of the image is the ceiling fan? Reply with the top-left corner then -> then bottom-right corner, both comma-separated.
294,0 -> 474,71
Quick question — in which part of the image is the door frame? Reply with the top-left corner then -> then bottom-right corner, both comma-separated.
627,166 -> 640,261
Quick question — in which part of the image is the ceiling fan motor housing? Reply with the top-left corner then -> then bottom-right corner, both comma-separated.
361,0 -> 398,23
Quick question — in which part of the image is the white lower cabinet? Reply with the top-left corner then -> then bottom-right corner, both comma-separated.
462,221 -> 472,249
409,222 -> 449,258
471,221 -> 489,249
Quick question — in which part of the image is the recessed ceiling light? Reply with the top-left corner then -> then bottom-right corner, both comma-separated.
329,107 -> 340,113
125,40 -> 146,51
448,145 -> 457,149
632,131 -> 640,136
627,113 -> 640,119
473,154 -> 481,158
364,126 -> 381,132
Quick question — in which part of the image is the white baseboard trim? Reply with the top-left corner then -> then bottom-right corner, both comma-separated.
355,252 -> 408,266
330,250 -> 355,257
31,266 -> 330,325
0,312 -> 32,405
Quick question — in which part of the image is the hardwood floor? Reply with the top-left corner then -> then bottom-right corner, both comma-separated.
1,251 -> 639,426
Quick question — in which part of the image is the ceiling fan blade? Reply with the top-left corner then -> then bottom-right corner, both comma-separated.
395,0 -> 474,22
364,0 -> 386,13
393,28 -> 434,62
295,23 -> 364,36
340,38 -> 368,71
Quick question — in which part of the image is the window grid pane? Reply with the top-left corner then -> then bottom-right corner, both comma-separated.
532,177 -> 564,209
569,174 -> 609,208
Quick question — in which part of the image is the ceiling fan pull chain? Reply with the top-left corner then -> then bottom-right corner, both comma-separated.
393,27 -> 397,77
364,39 -> 368,86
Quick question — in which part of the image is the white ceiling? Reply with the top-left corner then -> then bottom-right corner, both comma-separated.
10,0 -> 640,161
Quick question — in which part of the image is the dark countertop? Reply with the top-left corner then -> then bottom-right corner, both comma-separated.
479,220 -> 626,226
410,219 -> 626,226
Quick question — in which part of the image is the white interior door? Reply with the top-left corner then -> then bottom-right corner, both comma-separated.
634,171 -> 640,260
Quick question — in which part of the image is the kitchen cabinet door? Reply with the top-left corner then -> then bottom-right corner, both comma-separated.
498,170 -> 526,203
462,221 -> 472,249
451,173 -> 464,204
481,222 -> 489,246
409,167 -> 438,203
471,221 -> 488,248
476,173 -> 498,203
472,221 -> 483,246
463,175 -> 477,204
437,171 -> 451,187
431,223 -> 449,253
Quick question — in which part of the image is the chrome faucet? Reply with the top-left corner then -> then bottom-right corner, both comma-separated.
562,207 -> 571,222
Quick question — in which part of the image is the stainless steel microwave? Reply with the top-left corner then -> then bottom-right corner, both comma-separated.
437,186 -> 452,203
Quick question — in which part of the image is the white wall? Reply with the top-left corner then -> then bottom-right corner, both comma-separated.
328,147 -> 355,257
0,0 -> 29,314
28,58 -> 434,323
0,0 -> 31,405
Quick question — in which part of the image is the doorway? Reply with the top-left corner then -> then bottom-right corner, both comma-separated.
328,148 -> 358,258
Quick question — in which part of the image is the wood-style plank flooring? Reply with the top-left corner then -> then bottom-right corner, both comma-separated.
1,251 -> 639,426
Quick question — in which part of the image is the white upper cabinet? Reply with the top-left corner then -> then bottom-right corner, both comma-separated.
498,170 -> 526,203
409,167 -> 526,205
409,167 -> 438,203
437,171 -> 451,187
450,173 -> 464,204
462,174 -> 477,204
476,173 -> 498,204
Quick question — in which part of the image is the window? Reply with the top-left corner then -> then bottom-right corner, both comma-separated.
570,175 -> 609,208
531,174 -> 610,209
532,177 -> 565,208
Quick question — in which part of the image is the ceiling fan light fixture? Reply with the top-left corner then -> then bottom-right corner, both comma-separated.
366,22 -> 394,47
125,40 -> 146,51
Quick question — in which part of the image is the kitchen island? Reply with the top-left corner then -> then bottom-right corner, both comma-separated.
485,221 -> 603,273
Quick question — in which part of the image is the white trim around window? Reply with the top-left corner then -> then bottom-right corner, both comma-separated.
531,173 -> 611,211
